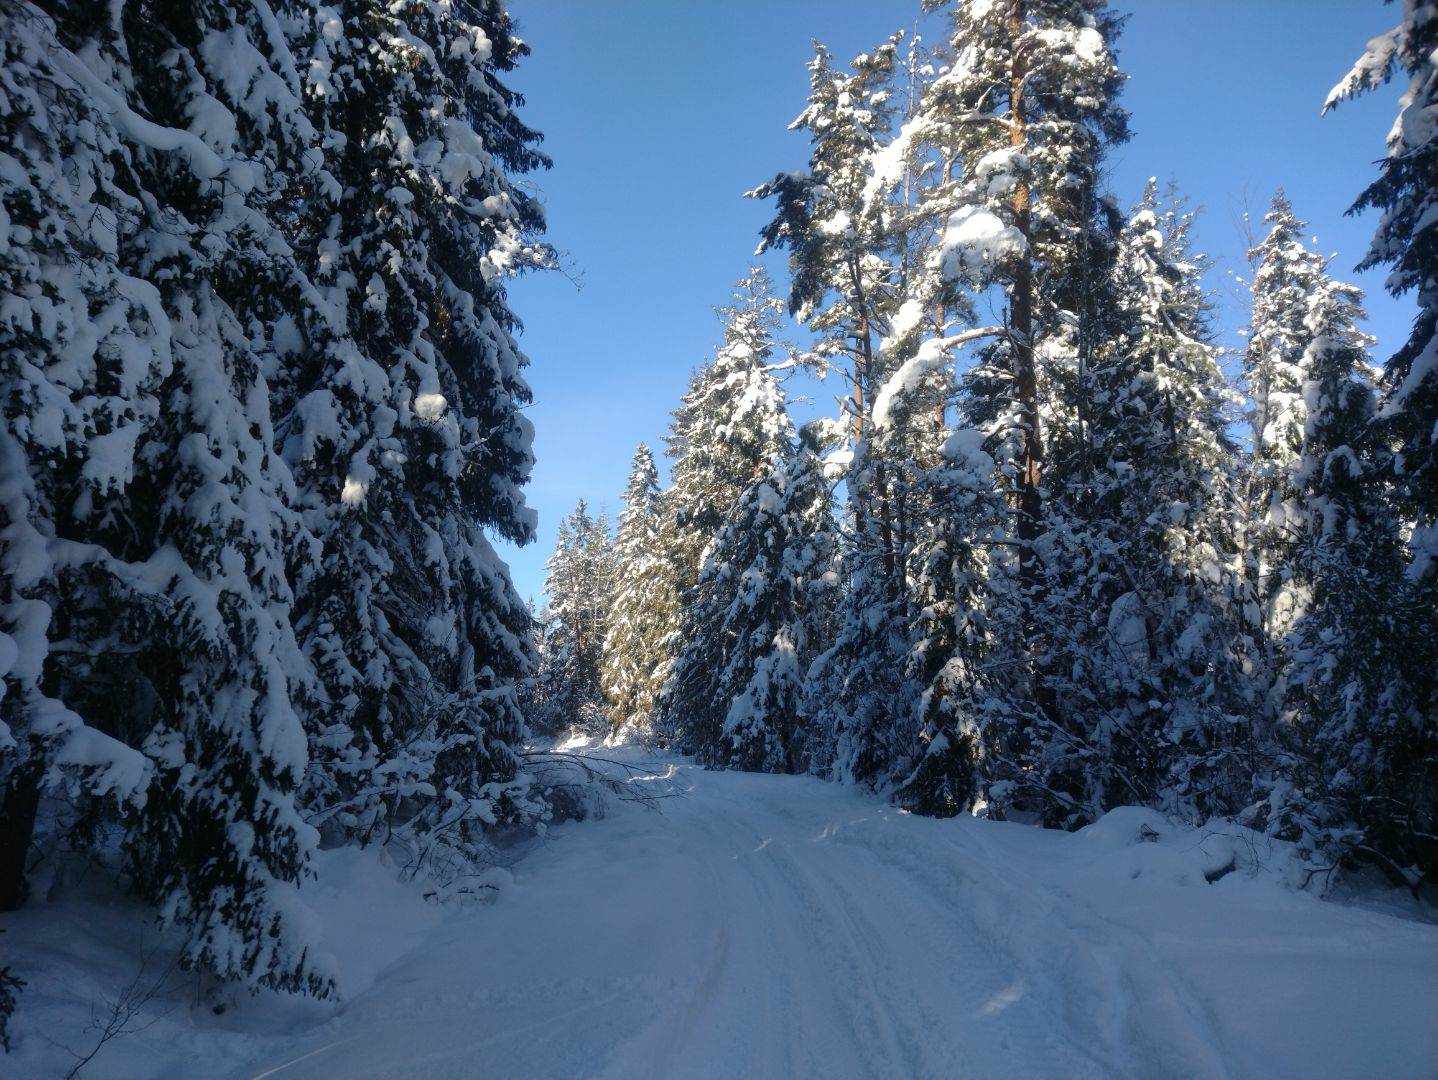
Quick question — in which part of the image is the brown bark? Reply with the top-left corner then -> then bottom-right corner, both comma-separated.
852,359 -> 866,442
1007,0 -> 1056,723
1009,0 -> 1042,601
852,273 -> 871,444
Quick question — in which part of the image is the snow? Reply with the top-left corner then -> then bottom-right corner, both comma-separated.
1409,522 -> 1438,582
50,47 -> 227,183
862,114 -> 922,209
4,742 -> 1434,1080
973,148 -> 1028,198
871,337 -> 948,429
938,206 -> 1026,285
413,392 -> 448,420
941,427 -> 993,477
1324,28 -> 1400,111
340,475 -> 368,506
1385,324 -> 1437,411
820,447 -> 853,479
880,297 -> 925,354
816,210 -> 853,238
38,703 -> 153,805
1034,26 -> 1109,68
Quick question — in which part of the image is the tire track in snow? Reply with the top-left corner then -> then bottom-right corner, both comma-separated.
232,751 -> 1431,1080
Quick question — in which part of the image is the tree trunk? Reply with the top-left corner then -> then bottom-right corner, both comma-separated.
851,274 -> 900,595
878,464 -> 899,599
1008,0 -> 1055,721
0,755 -> 41,912
1009,0 -> 1041,600
852,276 -> 871,444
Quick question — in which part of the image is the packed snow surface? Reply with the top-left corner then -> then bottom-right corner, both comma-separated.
5,742 -> 1435,1080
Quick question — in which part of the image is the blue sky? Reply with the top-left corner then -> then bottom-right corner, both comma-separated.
499,1 -> 1406,604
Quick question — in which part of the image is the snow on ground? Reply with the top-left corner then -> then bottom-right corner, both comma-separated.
4,741 -> 1435,1080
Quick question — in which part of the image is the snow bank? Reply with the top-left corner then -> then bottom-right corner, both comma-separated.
1,845 -> 443,1080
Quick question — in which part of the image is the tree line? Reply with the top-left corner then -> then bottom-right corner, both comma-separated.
534,0 -> 1437,893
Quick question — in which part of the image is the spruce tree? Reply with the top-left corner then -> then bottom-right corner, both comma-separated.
1256,240 -> 1435,886
282,0 -> 550,866
0,0 -> 165,912
663,269 -> 793,588
670,427 -> 836,772
1242,193 -> 1321,644
804,515 -> 918,786
0,0 -> 334,994
1,0 -> 553,988
1320,1 -> 1438,881
656,274 -> 795,752
1040,182 -> 1249,822
1326,1 -> 1437,586
895,428 -> 1008,816
807,364 -> 957,793
535,500 -> 614,734
601,444 -> 677,735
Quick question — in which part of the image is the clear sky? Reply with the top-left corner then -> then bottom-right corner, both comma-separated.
498,1 -> 1407,605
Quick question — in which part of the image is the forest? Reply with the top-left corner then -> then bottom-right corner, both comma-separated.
0,1 -> 1434,1078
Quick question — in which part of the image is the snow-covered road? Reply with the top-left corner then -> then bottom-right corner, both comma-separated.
232,749 -> 1436,1080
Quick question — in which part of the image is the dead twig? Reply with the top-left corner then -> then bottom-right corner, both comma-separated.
42,936 -> 180,1080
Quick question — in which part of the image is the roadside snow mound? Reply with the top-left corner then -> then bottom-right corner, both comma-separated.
1071,806 -> 1275,888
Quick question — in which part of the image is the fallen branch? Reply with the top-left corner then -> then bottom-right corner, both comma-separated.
520,749 -> 685,812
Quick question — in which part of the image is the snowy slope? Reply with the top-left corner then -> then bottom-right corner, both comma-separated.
4,743 -> 1435,1080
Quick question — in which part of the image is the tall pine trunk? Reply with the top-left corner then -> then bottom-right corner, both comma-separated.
1007,0 -> 1049,715
1009,0 -> 1041,590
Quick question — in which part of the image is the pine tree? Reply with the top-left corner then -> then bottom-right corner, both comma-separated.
535,500 -> 614,734
851,0 -> 1130,819
907,0 -> 1129,610
750,35 -> 917,594
752,38 -> 924,788
820,40 -> 1008,797
601,444 -> 677,735
750,36 -> 904,444
282,0 -> 551,867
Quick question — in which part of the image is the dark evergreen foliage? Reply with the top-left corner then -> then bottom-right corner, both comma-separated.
0,0 -> 550,997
